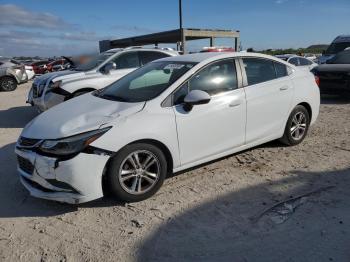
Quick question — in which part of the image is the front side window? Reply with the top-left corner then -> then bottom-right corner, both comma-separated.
95,61 -> 196,102
75,52 -> 114,71
173,59 -> 238,104
139,51 -> 170,65
243,58 -> 276,85
113,52 -> 140,69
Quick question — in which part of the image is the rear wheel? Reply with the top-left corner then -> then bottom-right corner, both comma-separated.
280,105 -> 310,146
0,76 -> 17,91
106,143 -> 167,202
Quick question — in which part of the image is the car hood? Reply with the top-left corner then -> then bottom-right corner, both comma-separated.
21,93 -> 145,139
35,70 -> 79,85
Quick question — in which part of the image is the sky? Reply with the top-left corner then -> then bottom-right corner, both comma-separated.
0,0 -> 350,57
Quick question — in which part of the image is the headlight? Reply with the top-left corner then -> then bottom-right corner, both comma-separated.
39,127 -> 111,156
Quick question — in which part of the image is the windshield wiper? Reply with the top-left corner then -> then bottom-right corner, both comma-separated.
99,94 -> 128,102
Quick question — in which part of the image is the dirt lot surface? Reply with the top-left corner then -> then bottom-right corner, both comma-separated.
0,82 -> 350,262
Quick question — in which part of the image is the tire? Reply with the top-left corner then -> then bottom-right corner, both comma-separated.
280,105 -> 310,146
106,143 -> 167,202
0,76 -> 17,91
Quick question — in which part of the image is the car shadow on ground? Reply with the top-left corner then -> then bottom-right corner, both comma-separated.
0,106 -> 38,128
137,167 -> 350,262
321,94 -> 350,105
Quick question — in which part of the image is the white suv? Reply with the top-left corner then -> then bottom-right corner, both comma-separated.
27,47 -> 178,111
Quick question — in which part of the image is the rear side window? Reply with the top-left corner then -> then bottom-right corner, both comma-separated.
113,52 -> 140,69
242,58 -> 276,85
139,51 -> 170,65
274,62 -> 288,78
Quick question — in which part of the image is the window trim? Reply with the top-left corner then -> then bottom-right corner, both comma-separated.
162,58 -> 243,107
239,57 -> 292,87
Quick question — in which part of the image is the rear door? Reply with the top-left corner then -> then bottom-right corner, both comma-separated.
241,57 -> 294,144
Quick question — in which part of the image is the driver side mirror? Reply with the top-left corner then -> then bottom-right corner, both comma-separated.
101,62 -> 116,74
183,90 -> 211,112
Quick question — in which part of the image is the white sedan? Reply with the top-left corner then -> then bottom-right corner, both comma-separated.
15,52 -> 320,204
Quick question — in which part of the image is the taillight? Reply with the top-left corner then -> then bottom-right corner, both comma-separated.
314,75 -> 320,87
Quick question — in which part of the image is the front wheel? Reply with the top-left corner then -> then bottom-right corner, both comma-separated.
0,76 -> 17,91
280,105 -> 310,146
106,143 -> 167,202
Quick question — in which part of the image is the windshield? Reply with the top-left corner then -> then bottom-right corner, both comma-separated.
75,52 -> 114,71
325,42 -> 350,55
327,50 -> 350,64
94,61 -> 197,102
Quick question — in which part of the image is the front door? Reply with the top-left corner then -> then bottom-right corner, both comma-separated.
173,59 -> 246,166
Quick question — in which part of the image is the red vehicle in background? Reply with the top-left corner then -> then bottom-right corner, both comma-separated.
47,58 -> 72,72
200,46 -> 235,53
30,60 -> 50,75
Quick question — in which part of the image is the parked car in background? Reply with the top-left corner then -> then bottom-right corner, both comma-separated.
30,60 -> 50,75
312,49 -> 350,95
200,46 -> 235,52
0,58 -> 27,91
319,35 -> 350,64
276,55 -> 317,71
25,65 -> 35,80
286,56 -> 318,71
28,47 -> 178,112
47,57 -> 75,72
16,52 -> 320,204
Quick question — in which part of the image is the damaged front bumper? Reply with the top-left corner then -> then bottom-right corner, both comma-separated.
15,148 -> 110,204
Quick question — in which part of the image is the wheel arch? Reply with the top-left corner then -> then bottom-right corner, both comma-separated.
297,102 -> 312,121
103,138 -> 174,176
1,74 -> 18,83
127,139 -> 174,175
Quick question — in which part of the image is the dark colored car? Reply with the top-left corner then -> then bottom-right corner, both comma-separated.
312,50 -> 350,95
30,60 -> 50,75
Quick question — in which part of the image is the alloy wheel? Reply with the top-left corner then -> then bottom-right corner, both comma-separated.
1,78 -> 15,91
290,111 -> 307,140
118,150 -> 161,195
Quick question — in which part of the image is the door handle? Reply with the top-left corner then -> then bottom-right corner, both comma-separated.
229,100 -> 242,107
280,86 -> 289,91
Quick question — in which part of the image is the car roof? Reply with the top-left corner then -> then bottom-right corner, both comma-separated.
106,47 -> 178,56
158,52 -> 288,64
333,35 -> 350,43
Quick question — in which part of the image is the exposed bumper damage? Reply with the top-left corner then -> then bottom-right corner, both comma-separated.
15,148 -> 110,204
29,92 -> 65,112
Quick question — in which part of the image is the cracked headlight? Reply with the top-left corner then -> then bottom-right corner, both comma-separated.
39,127 -> 111,156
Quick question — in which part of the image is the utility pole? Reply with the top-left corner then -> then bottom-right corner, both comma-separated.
179,0 -> 185,53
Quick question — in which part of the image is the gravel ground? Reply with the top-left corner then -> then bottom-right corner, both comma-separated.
0,82 -> 349,262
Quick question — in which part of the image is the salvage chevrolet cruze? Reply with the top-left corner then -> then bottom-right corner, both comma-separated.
15,52 -> 320,204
